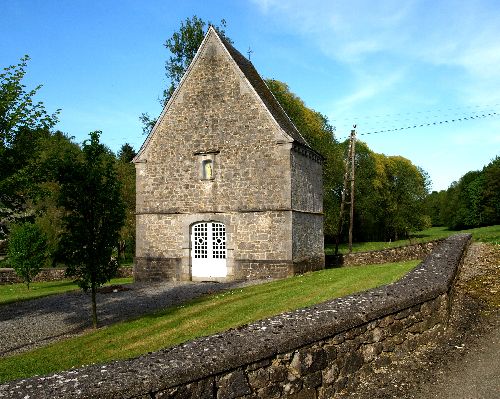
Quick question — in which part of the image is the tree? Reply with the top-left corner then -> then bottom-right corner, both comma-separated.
58,131 -> 125,328
140,16 -> 230,134
117,142 -> 136,163
116,145 -> 136,262
0,55 -> 60,151
28,132 -> 82,265
265,79 -> 343,238
423,190 -> 446,226
426,156 -> 499,231
385,156 -> 430,239
0,126 -> 53,237
482,156 -> 500,225
349,141 -> 380,242
7,222 -> 47,288
0,55 -> 60,236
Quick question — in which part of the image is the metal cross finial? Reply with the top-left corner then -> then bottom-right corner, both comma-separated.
247,46 -> 253,60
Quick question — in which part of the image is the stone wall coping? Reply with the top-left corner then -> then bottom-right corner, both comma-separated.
0,234 -> 471,399
326,239 -> 445,267
341,238 -> 444,255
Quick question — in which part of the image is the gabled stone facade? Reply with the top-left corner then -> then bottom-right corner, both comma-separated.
134,27 -> 324,282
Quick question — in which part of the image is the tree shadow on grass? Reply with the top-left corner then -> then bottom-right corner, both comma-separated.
0,280 -> 266,356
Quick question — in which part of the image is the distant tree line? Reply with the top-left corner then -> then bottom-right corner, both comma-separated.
424,156 -> 500,230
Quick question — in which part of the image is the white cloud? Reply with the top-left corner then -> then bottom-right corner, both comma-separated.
252,0 -> 500,129
252,0 -> 500,79
251,0 -> 415,62
332,69 -> 405,114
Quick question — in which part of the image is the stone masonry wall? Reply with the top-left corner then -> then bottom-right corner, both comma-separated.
290,146 -> 323,214
1,234 -> 471,398
0,267 -> 133,285
290,146 -> 324,273
326,239 -> 444,267
135,211 -> 294,282
292,212 -> 324,272
135,34 -> 292,217
134,31 -> 323,282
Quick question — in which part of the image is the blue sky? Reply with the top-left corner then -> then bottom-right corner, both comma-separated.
2,0 -> 499,191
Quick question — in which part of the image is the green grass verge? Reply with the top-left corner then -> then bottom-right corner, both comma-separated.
326,225 -> 500,254
0,278 -> 133,306
0,260 -> 418,383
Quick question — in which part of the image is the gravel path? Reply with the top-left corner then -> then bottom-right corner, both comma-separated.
0,279 -> 262,357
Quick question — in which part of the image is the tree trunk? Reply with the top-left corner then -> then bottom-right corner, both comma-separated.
118,240 -> 125,260
91,284 -> 98,329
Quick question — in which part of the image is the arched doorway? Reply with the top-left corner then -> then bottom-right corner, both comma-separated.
191,221 -> 227,279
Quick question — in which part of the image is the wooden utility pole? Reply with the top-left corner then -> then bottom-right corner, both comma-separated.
348,128 -> 356,252
334,128 -> 357,255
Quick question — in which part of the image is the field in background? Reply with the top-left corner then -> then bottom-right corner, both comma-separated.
326,225 -> 500,254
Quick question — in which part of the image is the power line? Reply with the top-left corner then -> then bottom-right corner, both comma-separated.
333,102 -> 500,125
338,110 -> 499,140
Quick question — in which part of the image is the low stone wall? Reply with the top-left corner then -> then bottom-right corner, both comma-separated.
326,239 -> 444,267
0,266 -> 133,285
0,234 -> 471,399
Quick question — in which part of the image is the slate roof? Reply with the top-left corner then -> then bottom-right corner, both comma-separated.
217,31 -> 309,147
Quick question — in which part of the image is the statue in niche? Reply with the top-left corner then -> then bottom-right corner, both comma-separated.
203,159 -> 213,179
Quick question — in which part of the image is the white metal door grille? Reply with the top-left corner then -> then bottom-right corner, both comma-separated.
191,222 -> 227,278
212,223 -> 226,259
193,223 -> 208,258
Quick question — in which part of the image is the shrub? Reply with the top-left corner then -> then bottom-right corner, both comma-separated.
7,223 -> 47,288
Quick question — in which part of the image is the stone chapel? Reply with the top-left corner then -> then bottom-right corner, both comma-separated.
133,27 -> 324,282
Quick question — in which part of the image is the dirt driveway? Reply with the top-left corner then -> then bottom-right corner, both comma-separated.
339,242 -> 500,399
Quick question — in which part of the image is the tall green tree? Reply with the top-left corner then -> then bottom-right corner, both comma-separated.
140,16 -> 230,134
58,131 -> 125,328
0,56 -> 60,236
117,142 -> 137,163
349,141 -> 379,241
379,156 -> 430,240
28,132 -> 82,265
438,155 -> 500,230
0,55 -> 60,151
482,156 -> 500,225
116,143 -> 136,262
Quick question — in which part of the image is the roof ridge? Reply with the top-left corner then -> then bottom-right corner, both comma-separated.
134,26 -> 313,163
215,30 -> 310,147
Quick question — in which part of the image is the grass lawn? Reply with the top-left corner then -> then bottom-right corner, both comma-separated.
0,277 -> 133,306
326,225 -> 500,254
0,259 -> 419,383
